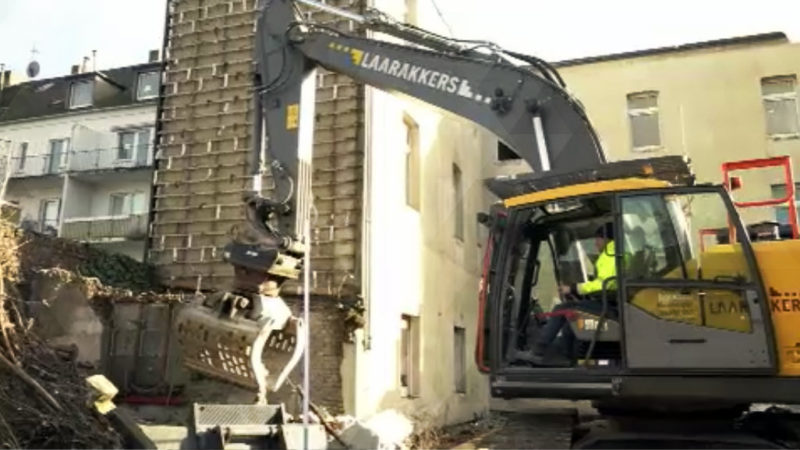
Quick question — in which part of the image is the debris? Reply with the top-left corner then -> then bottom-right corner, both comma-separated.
336,410 -> 414,450
286,377 -> 350,448
0,350 -> 62,412
408,414 -> 506,449
0,220 -> 123,449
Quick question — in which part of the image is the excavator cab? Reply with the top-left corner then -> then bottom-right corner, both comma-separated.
477,161 -> 800,403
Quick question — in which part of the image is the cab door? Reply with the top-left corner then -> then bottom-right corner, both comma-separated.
617,186 -> 775,372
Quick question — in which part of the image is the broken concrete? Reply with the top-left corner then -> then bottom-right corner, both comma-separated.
335,410 -> 414,450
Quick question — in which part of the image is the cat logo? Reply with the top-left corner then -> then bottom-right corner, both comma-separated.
769,287 -> 800,313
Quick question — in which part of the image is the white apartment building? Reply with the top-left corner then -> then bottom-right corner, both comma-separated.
0,59 -> 160,261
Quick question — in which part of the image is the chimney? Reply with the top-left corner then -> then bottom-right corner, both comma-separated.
148,50 -> 160,63
71,64 -> 80,75
2,71 -> 9,87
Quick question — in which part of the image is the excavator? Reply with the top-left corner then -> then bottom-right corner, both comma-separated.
172,0 -> 800,447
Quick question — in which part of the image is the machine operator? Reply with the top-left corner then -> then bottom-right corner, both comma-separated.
531,222 -> 617,364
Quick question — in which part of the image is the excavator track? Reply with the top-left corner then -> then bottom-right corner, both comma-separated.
463,402 -> 800,449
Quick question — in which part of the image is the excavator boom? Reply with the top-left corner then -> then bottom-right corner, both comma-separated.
254,0 -> 605,242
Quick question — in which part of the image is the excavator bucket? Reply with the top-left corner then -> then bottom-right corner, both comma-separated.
174,292 -> 305,402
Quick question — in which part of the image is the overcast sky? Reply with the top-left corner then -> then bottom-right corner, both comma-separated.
1,0 -> 799,79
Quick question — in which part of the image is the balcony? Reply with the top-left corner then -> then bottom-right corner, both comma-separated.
61,213 -> 149,242
69,146 -> 151,172
8,146 -> 153,178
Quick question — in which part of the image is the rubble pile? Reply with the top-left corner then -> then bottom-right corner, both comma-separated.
0,221 -> 123,449
408,414 -> 506,449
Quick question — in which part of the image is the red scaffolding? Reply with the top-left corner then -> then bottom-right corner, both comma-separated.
721,156 -> 799,242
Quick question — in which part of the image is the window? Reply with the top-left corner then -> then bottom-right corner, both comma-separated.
404,115 -> 420,210
497,141 -> 520,162
39,199 -> 60,234
109,192 -> 146,216
453,163 -> 464,240
48,138 -> 69,174
453,326 -> 466,393
136,71 -> 160,100
403,0 -> 418,25
118,128 -> 152,162
761,76 -> 799,138
69,80 -> 93,109
621,190 -> 757,334
15,142 -> 27,171
621,191 -> 753,283
772,183 -> 800,224
400,314 -> 420,397
627,91 -> 661,150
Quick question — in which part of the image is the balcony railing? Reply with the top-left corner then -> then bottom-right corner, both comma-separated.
69,146 -> 151,172
61,213 -> 149,242
9,146 -> 153,178
8,154 -> 60,178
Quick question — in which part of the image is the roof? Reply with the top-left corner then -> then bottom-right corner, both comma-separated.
504,178 -> 670,208
0,62 -> 161,124
553,32 -> 788,68
486,155 -> 695,200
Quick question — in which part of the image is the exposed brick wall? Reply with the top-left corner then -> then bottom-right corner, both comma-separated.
270,296 -> 347,414
152,0 -> 366,297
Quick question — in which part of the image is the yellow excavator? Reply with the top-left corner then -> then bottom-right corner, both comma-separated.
171,0 -> 800,447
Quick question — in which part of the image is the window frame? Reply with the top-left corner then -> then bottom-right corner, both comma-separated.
39,198 -> 61,234
15,142 -> 28,172
760,75 -> 800,140
453,326 -> 467,394
399,314 -> 421,398
136,71 -> 160,101
48,138 -> 69,173
616,185 -> 762,288
109,191 -> 146,216
68,80 -> 93,109
452,163 -> 464,241
626,91 -> 663,152
772,183 -> 800,223
117,127 -> 153,162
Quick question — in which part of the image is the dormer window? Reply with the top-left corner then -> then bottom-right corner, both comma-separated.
136,71 -> 159,100
69,80 -> 93,109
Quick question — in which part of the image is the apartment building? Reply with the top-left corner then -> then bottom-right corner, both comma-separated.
484,32 -> 800,228
0,58 -> 161,261
157,0 -> 490,426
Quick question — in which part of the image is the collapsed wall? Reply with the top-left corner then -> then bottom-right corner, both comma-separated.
151,0 -> 366,297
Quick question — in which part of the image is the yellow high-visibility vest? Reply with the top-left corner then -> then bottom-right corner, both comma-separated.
578,240 -> 617,295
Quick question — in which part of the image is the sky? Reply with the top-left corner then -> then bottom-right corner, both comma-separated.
1,0 -> 800,80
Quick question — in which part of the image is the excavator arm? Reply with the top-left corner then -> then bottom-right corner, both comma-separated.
176,0 -> 606,403
249,0 -> 605,249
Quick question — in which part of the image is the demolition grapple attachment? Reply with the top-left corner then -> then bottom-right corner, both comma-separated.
174,291 -> 305,403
